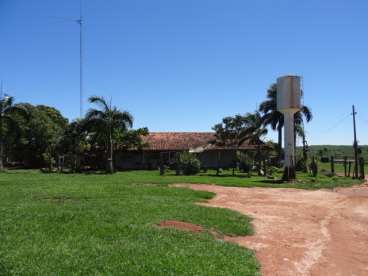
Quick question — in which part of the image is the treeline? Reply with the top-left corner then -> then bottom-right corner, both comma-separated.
1,83 -> 314,174
0,95 -> 148,172
212,83 -> 313,172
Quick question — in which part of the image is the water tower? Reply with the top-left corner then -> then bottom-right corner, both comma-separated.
277,75 -> 302,180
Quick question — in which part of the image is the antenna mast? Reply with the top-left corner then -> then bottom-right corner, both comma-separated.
0,81 -> 3,99
77,0 -> 84,118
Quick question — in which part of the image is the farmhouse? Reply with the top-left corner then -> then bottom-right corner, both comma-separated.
114,132 -> 258,170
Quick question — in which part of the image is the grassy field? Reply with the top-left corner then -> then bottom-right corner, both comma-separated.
0,170 -> 260,276
298,145 -> 368,160
298,144 -> 368,175
0,170 -> 363,275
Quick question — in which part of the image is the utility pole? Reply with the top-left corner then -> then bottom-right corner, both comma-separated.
352,105 -> 359,179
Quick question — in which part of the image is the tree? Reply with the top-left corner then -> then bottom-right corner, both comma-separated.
259,84 -> 283,161
259,83 -> 313,161
58,119 -> 89,172
294,106 -> 312,154
212,115 -> 248,147
84,96 -> 133,173
0,96 -> 28,170
11,104 -> 68,168
212,115 -> 249,175
243,111 -> 268,175
114,127 -> 149,150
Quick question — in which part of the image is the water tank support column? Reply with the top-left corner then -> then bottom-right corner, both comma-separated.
283,111 -> 296,180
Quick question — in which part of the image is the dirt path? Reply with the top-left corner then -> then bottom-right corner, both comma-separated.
189,183 -> 368,276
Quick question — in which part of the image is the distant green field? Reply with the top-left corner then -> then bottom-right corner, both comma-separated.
301,145 -> 368,160
297,145 -> 368,174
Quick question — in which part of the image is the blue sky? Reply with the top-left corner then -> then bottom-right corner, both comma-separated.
1,0 -> 367,145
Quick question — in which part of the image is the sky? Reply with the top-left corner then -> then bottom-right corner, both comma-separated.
1,0 -> 368,145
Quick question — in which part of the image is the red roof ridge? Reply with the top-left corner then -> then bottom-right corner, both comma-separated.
140,131 -> 255,151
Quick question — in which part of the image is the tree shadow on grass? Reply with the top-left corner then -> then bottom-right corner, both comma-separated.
205,174 -> 252,179
256,179 -> 284,184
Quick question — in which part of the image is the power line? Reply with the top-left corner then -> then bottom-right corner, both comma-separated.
322,113 -> 351,133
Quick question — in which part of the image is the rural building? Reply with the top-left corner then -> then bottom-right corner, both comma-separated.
114,132 -> 258,170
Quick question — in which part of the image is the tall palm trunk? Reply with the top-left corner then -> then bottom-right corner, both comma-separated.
277,125 -> 282,164
302,134 -> 308,173
294,123 -> 297,159
257,144 -> 262,176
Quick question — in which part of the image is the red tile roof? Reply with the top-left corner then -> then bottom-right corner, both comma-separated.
142,132 -> 256,151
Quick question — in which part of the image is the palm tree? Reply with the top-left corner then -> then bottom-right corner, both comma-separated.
84,96 -> 133,173
294,105 -> 312,148
0,96 -> 28,170
259,84 -> 313,160
259,84 -> 283,158
243,111 -> 268,175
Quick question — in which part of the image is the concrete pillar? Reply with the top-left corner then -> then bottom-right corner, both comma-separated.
283,112 -> 296,179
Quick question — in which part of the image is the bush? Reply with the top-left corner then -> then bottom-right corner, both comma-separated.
237,152 -> 253,174
296,158 -> 307,172
42,152 -> 55,173
267,166 -> 278,176
309,158 -> 318,177
320,157 -> 329,163
239,161 -> 251,174
178,152 -> 201,175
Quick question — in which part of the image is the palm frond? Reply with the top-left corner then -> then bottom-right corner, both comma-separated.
85,109 -> 105,121
112,110 -> 133,129
88,96 -> 109,112
301,106 -> 313,122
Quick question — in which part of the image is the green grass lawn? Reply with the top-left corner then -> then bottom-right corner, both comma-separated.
0,170 -> 362,275
0,170 -> 260,276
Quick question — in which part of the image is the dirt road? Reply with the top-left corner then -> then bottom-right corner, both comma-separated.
189,184 -> 368,276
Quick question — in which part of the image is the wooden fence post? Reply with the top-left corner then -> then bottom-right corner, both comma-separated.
348,161 -> 352,177
359,158 -> 365,180
330,156 -> 335,175
344,156 -> 347,177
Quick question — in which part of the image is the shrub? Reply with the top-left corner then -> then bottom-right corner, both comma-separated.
309,158 -> 318,177
237,152 -> 253,174
42,152 -> 55,173
267,166 -> 278,176
296,158 -> 307,172
178,152 -> 201,175
320,157 -> 329,163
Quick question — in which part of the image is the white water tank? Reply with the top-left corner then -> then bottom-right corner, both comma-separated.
277,75 -> 301,112
276,75 -> 302,180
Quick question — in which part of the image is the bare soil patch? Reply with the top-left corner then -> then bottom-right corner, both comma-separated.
186,183 -> 368,276
158,220 -> 204,233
